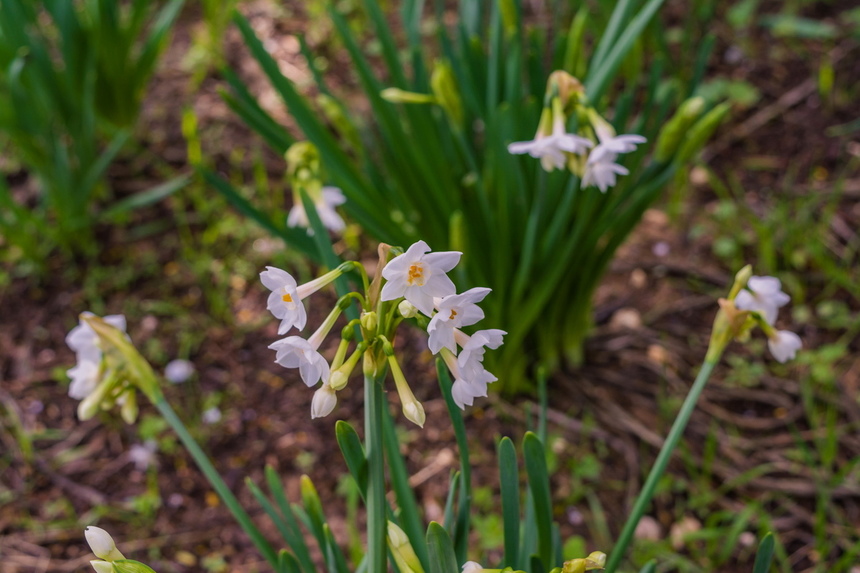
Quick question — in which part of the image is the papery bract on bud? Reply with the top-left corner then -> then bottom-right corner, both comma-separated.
768,330 -> 802,363
269,336 -> 330,387
427,287 -> 491,354
380,240 -> 461,316
734,275 -> 791,326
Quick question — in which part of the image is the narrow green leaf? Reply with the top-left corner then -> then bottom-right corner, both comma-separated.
336,421 -> 368,499
300,475 -> 328,551
278,550 -> 302,573
498,437 -> 520,568
523,432 -> 552,568
381,403 -> 429,567
100,173 -> 190,220
426,522 -> 460,573
264,466 -> 317,573
638,560 -> 657,573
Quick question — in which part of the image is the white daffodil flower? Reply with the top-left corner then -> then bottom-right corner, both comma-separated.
456,329 -> 506,380
311,382 -> 338,418
66,314 -> 126,363
381,240 -> 461,316
768,330 -> 802,363
288,186 -> 347,234
260,266 -> 343,334
582,133 -> 646,192
67,359 -> 101,400
734,275 -> 791,325
508,114 -> 593,172
66,314 -> 126,400
427,288 -> 492,354
441,348 -> 497,410
269,336 -> 330,387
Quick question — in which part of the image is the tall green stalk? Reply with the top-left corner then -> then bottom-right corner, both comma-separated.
604,356 -> 721,573
365,368 -> 387,573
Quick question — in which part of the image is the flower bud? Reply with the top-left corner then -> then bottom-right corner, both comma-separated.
90,561 -> 114,573
547,70 -> 584,110
675,102 -> 731,164
311,383 -> 337,418
381,88 -> 435,104
387,522 -> 425,573
461,563 -> 483,573
654,96 -> 705,162
431,60 -> 463,126
85,527 -> 125,562
398,300 -> 419,318
120,388 -> 138,425
360,311 -> 378,333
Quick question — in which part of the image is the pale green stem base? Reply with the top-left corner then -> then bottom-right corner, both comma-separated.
153,398 -> 278,567
604,358 -> 719,573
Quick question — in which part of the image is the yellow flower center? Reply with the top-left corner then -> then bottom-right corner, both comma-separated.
449,309 -> 458,320
282,293 -> 293,303
407,263 -> 425,286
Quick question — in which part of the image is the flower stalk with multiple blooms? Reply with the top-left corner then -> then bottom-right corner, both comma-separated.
507,71 -> 647,192
261,240 -> 506,425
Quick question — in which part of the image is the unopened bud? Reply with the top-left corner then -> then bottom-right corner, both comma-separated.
388,522 -> 425,573
398,300 -> 418,318
729,264 -> 753,300
431,60 -> 463,126
654,96 -> 705,162
461,562 -> 484,573
360,311 -> 378,333
585,551 -> 606,568
381,88 -> 435,105
90,561 -> 114,573
675,102 -> 731,164
547,70 -> 584,110
311,383 -> 337,418
85,527 -> 125,561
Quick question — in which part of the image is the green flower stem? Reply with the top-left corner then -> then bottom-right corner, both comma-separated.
365,370 -> 387,573
153,397 -> 278,567
604,356 -> 720,573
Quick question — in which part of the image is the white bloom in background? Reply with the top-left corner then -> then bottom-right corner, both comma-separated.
129,440 -> 158,471
164,359 -> 195,384
202,407 -> 222,424
508,114 -> 593,172
427,288 -> 492,354
67,360 -> 101,400
66,314 -> 126,400
311,382 -> 337,418
381,240 -> 461,316
288,186 -> 347,234
269,336 -> 330,387
595,133 -> 646,154
768,330 -> 802,363
66,314 -> 126,363
462,562 -> 484,573
734,275 -> 791,325
582,134 -> 646,192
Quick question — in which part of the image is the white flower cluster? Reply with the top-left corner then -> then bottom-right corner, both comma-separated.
509,124 -> 645,192
261,241 -> 505,417
380,241 -> 506,409
734,275 -> 801,363
66,314 -> 127,400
